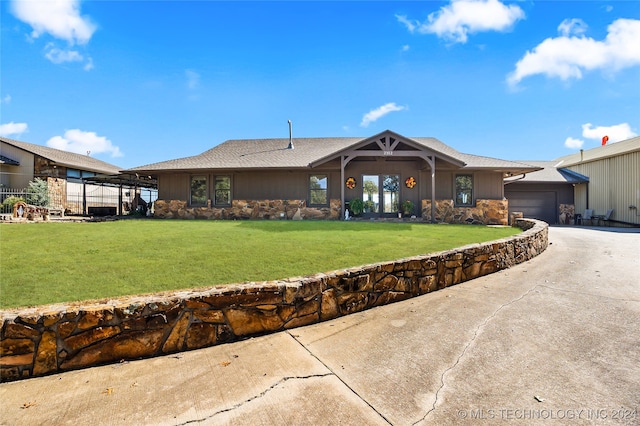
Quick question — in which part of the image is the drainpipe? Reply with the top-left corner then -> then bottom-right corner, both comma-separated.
504,174 -> 526,185
586,184 -> 589,209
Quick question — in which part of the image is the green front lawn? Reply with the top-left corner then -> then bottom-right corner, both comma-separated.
0,220 -> 520,309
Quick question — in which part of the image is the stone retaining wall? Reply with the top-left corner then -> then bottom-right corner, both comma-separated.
0,219 -> 547,382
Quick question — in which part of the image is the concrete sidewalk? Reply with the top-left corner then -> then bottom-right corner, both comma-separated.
1,226 -> 639,425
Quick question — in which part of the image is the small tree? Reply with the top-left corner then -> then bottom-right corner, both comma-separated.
27,178 -> 50,206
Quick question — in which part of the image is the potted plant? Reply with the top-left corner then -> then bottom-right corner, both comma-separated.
401,200 -> 414,217
363,200 -> 375,213
349,198 -> 364,216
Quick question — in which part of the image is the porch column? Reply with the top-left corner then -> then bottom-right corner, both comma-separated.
421,154 -> 436,223
82,181 -> 87,216
431,165 -> 436,223
340,156 -> 346,220
118,184 -> 123,216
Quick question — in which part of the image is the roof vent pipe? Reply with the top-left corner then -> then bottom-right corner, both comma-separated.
287,120 -> 294,150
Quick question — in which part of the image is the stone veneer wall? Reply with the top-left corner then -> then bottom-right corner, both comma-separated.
559,204 -> 575,225
47,177 -> 66,211
0,218 -> 547,382
154,199 -> 341,220
154,198 -> 506,225
422,199 -> 509,225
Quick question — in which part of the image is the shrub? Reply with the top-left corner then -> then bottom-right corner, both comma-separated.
349,198 -> 364,216
26,178 -> 50,206
401,200 -> 414,215
2,196 -> 25,211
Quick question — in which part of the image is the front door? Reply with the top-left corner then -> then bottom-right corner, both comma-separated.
362,174 -> 399,217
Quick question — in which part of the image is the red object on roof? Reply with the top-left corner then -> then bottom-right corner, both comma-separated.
602,135 -> 609,146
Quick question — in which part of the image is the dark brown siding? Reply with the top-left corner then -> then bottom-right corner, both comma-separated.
157,173 -> 189,200
155,162 -> 508,209
234,170 -> 339,201
475,171 -> 504,199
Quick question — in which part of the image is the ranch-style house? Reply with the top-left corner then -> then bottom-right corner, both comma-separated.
127,130 -> 541,225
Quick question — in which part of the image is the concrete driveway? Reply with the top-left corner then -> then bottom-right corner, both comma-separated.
1,226 -> 638,425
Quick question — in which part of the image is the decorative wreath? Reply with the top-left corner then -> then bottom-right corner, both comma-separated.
405,176 -> 417,189
346,177 -> 356,189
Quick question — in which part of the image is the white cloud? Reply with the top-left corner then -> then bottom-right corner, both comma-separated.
0,122 -> 29,137
397,0 -> 525,44
83,56 -> 94,71
360,103 -> 407,127
185,69 -> 200,90
10,0 -> 96,45
508,18 -> 640,86
46,129 -> 123,158
401,44 -> 410,52
1,95 -> 11,104
582,122 -> 637,143
558,18 -> 588,37
45,46 -> 83,64
396,15 -> 418,33
564,137 -> 584,149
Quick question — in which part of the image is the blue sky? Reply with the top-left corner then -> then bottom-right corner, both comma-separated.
1,0 -> 639,170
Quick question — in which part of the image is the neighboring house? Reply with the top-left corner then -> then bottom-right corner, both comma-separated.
127,130 -> 540,225
556,136 -> 640,227
0,136 -> 149,215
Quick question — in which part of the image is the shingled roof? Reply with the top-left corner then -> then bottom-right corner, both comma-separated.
0,137 -> 122,175
128,132 -> 539,175
504,161 -> 589,183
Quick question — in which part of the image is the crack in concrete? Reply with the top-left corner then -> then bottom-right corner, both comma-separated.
412,285 -> 541,425
287,331 -> 394,425
537,284 -> 640,303
175,372 -> 334,425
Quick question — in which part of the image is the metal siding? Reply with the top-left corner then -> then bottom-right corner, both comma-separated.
0,142 -> 35,188
567,150 -> 640,225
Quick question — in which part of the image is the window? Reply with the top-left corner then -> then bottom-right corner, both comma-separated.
455,174 -> 473,206
361,174 -> 399,214
382,175 -> 399,213
309,175 -> 328,205
362,175 -> 379,213
190,175 -> 207,205
67,169 -> 97,181
214,176 -> 231,205
67,169 -> 81,179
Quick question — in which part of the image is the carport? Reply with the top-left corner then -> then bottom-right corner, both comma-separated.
81,173 -> 158,216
